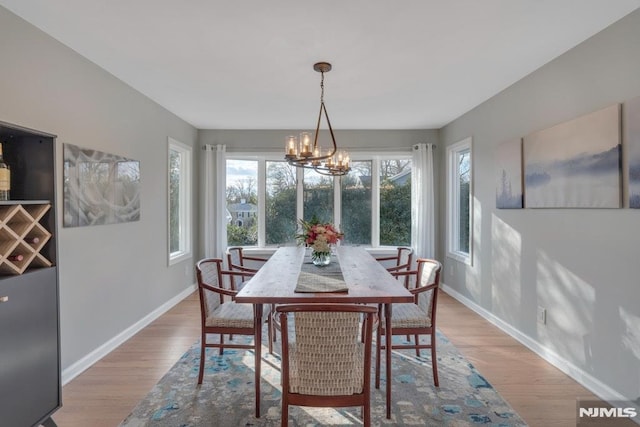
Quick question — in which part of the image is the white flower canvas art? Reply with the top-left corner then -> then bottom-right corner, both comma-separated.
63,143 -> 140,227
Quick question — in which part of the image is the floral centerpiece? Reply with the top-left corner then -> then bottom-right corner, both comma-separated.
296,216 -> 344,266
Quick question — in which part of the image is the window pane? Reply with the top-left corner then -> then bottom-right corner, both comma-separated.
341,161 -> 372,245
226,159 -> 258,246
303,169 -> 334,223
458,150 -> 471,254
380,159 -> 412,246
168,139 -> 191,262
169,149 -> 180,253
266,161 -> 297,245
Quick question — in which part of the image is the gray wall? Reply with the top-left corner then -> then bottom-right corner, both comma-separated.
0,8 -> 198,371
439,10 -> 640,401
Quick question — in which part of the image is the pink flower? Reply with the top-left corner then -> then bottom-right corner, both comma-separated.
297,218 -> 344,249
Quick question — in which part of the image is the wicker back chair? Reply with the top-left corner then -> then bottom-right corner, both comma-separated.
376,258 -> 442,388
195,258 -> 272,384
276,304 -> 378,426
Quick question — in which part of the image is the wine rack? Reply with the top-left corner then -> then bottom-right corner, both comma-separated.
0,121 -> 60,427
0,202 -> 52,275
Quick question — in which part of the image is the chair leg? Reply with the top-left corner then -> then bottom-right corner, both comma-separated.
375,325 -> 382,389
267,316 -> 274,355
281,402 -> 288,427
219,334 -> 224,355
415,334 -> 420,357
198,339 -> 206,385
431,332 -> 439,387
271,305 -> 277,343
364,401 -> 371,426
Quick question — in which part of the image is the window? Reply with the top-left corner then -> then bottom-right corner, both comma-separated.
265,161 -> 297,245
446,137 -> 472,264
379,158 -> 412,246
225,153 -> 413,249
303,168 -> 334,223
341,161 -> 372,245
168,138 -> 192,264
226,159 -> 258,246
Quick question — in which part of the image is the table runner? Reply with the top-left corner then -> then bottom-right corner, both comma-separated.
294,254 -> 348,293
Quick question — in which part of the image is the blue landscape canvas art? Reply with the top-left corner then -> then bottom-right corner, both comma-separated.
624,95 -> 640,208
523,104 -> 621,208
495,137 -> 523,208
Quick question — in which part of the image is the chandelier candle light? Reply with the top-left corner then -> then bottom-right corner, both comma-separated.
285,62 -> 351,177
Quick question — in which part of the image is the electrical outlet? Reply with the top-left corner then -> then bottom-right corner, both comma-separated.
537,306 -> 547,325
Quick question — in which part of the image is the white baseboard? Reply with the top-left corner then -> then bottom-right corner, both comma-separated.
61,284 -> 196,385
441,283 -> 629,404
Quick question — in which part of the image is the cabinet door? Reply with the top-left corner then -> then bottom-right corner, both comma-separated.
0,267 -> 60,427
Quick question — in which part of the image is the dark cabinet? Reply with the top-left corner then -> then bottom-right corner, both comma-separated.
0,121 -> 60,427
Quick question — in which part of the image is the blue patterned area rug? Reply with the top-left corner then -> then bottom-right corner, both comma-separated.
120,330 -> 527,426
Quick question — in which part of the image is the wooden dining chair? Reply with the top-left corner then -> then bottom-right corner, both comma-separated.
226,246 -> 268,290
375,258 -> 442,388
375,246 -> 414,288
195,258 -> 273,385
276,304 -> 378,427
227,246 -> 268,269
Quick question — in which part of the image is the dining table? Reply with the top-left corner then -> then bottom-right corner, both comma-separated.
234,245 -> 414,419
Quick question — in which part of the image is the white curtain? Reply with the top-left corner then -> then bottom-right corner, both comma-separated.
411,143 -> 435,259
202,144 -> 227,258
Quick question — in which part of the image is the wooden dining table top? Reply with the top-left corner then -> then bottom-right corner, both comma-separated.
235,246 -> 413,304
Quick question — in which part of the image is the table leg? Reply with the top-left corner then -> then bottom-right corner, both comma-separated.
385,303 -> 392,419
254,303 -> 263,418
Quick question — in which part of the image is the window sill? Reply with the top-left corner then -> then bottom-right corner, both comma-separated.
241,246 -> 399,257
169,251 -> 192,266
447,251 -> 471,266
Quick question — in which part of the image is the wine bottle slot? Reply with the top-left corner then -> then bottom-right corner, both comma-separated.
26,237 -> 40,244
7,254 -> 23,262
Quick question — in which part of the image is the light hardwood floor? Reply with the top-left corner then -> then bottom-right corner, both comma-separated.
52,291 -> 597,427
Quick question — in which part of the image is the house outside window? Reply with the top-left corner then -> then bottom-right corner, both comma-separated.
168,137 -> 192,264
446,137 -> 472,264
225,153 -> 412,248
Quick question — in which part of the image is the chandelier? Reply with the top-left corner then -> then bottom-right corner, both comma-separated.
284,62 -> 351,177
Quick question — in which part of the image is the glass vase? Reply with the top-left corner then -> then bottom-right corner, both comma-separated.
311,250 -> 331,266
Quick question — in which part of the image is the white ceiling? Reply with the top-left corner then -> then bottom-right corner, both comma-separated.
1,0 -> 639,130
